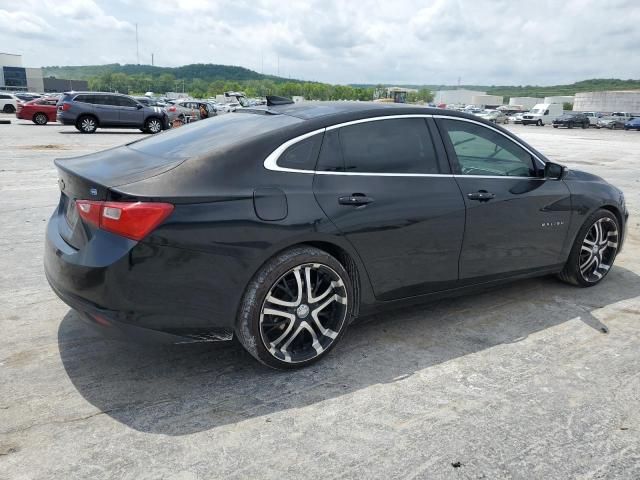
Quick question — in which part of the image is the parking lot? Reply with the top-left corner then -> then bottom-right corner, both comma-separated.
1,114 -> 639,479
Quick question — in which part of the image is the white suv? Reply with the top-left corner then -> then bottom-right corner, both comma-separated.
0,93 -> 19,113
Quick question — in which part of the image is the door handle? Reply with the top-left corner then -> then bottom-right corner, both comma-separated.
467,191 -> 496,201
339,193 -> 374,206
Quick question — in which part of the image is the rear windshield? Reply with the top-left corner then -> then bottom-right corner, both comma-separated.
127,112 -> 301,159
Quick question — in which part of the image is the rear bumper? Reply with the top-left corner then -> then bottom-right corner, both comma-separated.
44,208 -> 235,343
56,112 -> 76,125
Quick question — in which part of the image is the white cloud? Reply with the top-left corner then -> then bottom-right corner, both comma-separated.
0,0 -> 638,85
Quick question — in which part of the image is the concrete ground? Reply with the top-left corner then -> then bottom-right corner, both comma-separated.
1,114 -> 639,480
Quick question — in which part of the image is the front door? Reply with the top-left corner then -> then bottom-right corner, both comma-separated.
313,117 -> 466,300
117,96 -> 144,126
436,118 -> 571,282
93,95 -> 121,126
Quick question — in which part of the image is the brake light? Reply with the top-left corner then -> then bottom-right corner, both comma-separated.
61,102 -> 71,111
75,200 -> 174,241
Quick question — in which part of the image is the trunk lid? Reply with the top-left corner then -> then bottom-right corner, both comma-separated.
54,144 -> 184,249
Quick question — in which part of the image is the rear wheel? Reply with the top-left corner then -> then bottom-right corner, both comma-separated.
76,115 -> 97,133
558,210 -> 620,287
582,121 -> 588,129
568,122 -> 574,129
33,113 -> 48,125
145,117 -> 163,134
3,104 -> 15,113
237,246 -> 353,369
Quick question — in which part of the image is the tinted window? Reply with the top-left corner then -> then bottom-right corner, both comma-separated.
316,129 -> 343,172
117,96 -> 138,107
338,118 -> 439,173
441,119 -> 536,177
101,95 -> 120,106
278,134 -> 323,170
0,94 -> 10,99
74,94 -> 91,103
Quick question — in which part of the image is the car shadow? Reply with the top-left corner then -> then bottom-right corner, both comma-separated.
58,267 -> 640,435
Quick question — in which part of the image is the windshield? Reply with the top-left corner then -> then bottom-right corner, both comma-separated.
531,108 -> 542,114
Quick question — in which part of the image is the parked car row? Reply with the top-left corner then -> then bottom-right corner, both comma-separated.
4,90 -> 240,133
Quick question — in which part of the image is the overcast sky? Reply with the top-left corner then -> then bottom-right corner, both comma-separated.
1,0 -> 639,86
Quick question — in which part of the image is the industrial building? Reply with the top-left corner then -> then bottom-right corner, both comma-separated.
509,97 -> 543,109
573,90 -> 640,113
471,94 -> 503,108
434,89 -> 485,105
0,53 -> 43,92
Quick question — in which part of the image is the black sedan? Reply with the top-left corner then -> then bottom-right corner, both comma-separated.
45,98 -> 628,369
552,113 -> 590,129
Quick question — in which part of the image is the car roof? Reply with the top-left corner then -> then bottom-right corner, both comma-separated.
256,101 -> 486,124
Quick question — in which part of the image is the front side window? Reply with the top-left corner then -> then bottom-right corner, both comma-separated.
338,118 -> 439,174
117,96 -> 138,107
441,119 -> 536,177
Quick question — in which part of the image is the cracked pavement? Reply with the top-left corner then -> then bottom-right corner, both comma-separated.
1,115 -> 639,479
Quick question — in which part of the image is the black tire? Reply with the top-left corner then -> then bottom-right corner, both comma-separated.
236,246 -> 354,369
553,125 -> 558,128
558,209 -> 620,287
76,115 -> 98,133
568,122 -> 573,129
582,122 -> 588,129
144,116 -> 163,134
33,113 -> 48,125
537,119 -> 543,126
3,104 -> 15,113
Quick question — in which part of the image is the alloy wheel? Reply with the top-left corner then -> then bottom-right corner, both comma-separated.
259,263 -> 348,363
148,119 -> 162,133
579,217 -> 619,283
34,113 -> 47,125
81,117 -> 96,133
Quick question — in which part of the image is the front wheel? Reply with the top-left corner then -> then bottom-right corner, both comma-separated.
558,210 -> 620,287
145,117 -> 163,134
537,119 -> 543,126
236,246 -> 354,369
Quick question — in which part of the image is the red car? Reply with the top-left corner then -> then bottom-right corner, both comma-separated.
16,97 -> 58,125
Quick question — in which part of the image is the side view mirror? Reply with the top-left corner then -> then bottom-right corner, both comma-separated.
544,161 -> 566,180
136,104 -> 143,109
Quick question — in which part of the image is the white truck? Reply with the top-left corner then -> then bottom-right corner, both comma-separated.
581,111 -> 603,127
521,103 -> 563,126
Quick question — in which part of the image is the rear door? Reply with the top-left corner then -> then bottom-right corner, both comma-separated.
436,117 -> 571,282
117,96 -> 144,126
313,116 -> 466,300
92,95 -> 121,126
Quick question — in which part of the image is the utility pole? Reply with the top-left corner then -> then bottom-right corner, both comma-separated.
151,53 -> 154,66
261,51 -> 264,74
135,23 -> 139,65
277,55 -> 280,77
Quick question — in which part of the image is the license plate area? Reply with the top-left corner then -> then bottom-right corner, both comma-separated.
64,195 -> 79,229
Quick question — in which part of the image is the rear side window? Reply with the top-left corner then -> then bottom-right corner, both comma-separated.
338,118 -> 439,174
0,94 -> 10,99
278,134 -> 323,170
74,94 -> 91,103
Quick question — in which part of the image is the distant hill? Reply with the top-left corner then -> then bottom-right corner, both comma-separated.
42,63 -> 292,83
352,79 -> 640,99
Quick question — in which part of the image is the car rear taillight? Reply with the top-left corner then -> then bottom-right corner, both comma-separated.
60,102 -> 71,111
75,200 -> 174,241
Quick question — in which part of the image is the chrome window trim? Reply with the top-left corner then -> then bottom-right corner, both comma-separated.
263,113 -> 547,179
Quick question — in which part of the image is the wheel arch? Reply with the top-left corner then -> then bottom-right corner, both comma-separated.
243,237 -> 375,321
